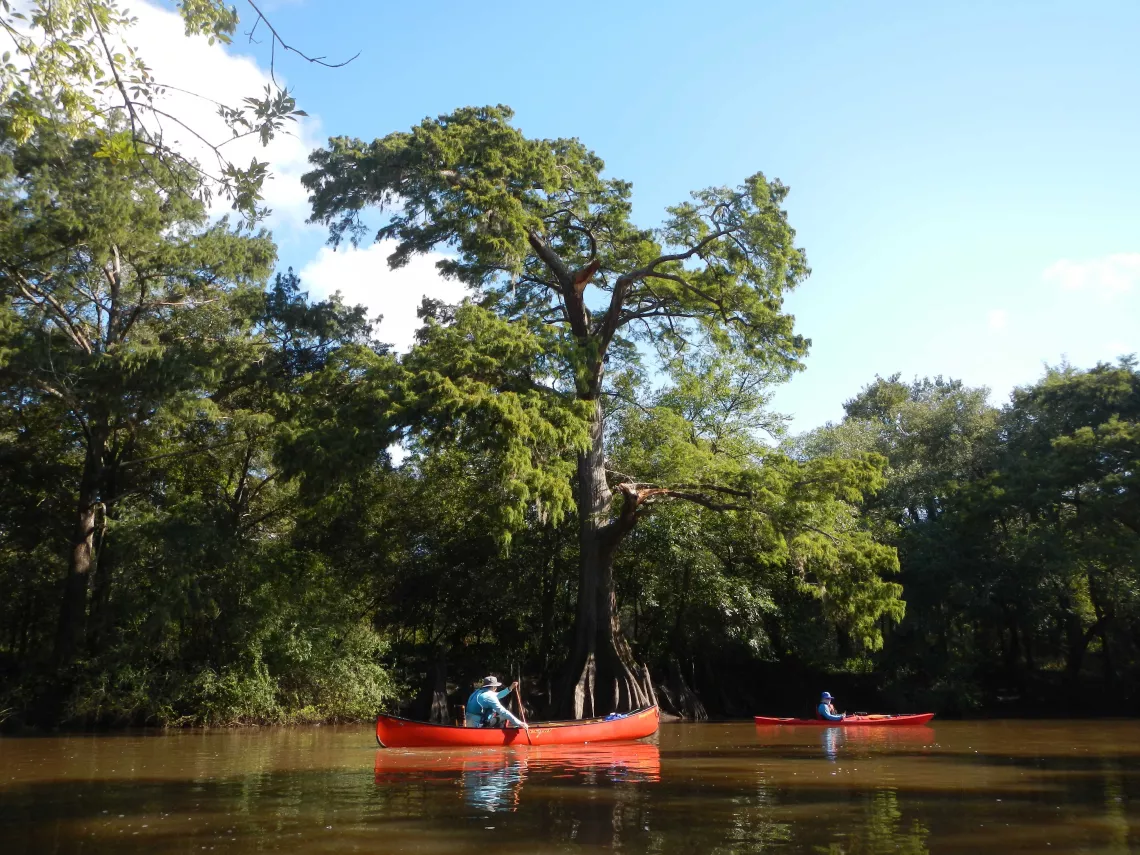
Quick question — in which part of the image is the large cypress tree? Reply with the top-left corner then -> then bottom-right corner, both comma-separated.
303,106 -> 899,717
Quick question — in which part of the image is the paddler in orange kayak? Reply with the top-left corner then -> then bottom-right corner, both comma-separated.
465,676 -> 528,729
817,691 -> 846,722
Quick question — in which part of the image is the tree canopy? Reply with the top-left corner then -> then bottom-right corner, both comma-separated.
1,88 -> 1136,727
302,104 -> 903,717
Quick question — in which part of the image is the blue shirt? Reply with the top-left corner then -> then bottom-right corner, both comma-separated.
465,687 -> 524,728
818,702 -> 844,721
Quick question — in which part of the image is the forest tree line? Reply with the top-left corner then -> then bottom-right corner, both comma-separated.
1,3 -> 1137,728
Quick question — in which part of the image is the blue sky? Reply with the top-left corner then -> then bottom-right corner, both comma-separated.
175,0 -> 1139,432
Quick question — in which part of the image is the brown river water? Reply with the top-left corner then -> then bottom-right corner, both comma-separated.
1,720 -> 1137,853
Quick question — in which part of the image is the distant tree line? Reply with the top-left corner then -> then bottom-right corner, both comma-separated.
806,365 -> 1140,716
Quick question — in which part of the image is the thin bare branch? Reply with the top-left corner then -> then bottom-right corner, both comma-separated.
9,271 -> 93,354
243,0 -> 360,83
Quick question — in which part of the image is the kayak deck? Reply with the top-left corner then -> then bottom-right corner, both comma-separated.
376,706 -> 660,748
754,713 -> 935,727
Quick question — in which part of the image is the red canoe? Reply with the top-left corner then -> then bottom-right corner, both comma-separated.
753,713 -> 935,727
375,706 -> 660,748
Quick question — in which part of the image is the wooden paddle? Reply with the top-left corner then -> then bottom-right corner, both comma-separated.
514,670 -> 532,745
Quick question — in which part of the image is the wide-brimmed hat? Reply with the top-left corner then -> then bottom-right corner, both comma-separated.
821,691 -> 833,700
481,676 -> 502,688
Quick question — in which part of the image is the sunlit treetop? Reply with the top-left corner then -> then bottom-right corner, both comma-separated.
305,105 -> 811,396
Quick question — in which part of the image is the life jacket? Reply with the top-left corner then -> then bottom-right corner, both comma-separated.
467,688 -> 501,727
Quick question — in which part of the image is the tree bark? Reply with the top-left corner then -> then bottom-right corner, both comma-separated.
537,528 -> 559,679
658,657 -> 708,720
557,399 -> 655,718
1065,613 -> 1105,689
87,462 -> 120,653
415,648 -> 450,724
54,430 -> 106,667
1089,588 -> 1116,689
1002,605 -> 1023,688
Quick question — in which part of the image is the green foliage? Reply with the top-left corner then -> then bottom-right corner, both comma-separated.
608,354 -> 902,656
0,120 -> 400,726
280,302 -> 592,547
400,304 -> 591,540
302,105 -> 901,717
1,0 -> 311,221
304,104 -> 810,392
5,95 -> 1132,726
817,361 -> 1140,712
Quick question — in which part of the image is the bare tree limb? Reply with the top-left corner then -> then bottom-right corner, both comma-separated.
9,271 -> 93,354
243,0 -> 360,83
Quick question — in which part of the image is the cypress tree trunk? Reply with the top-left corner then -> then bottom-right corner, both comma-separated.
87,466 -> 119,653
557,400 -> 655,719
54,430 -> 106,667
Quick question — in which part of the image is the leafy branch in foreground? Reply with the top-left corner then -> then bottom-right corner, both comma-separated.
1,0 -> 356,223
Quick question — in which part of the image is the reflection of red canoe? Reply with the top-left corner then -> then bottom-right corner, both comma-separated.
753,713 -> 935,726
375,706 -> 660,748
374,741 -> 661,781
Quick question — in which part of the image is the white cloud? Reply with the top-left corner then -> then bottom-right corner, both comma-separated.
299,241 -> 469,352
1043,253 -> 1140,300
112,6 -> 470,353
987,309 -> 1008,331
119,2 -> 324,236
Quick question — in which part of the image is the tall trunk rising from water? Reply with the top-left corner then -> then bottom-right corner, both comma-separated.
557,399 -> 655,719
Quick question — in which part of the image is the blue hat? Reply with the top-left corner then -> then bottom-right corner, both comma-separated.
821,691 -> 833,700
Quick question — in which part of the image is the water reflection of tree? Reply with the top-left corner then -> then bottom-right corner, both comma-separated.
1100,758 -> 1130,855
523,746 -> 667,847
819,788 -> 929,855
643,770 -> 792,853
718,779 -> 794,852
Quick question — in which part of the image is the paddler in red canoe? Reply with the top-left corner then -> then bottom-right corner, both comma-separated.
465,676 -> 529,729
817,691 -> 846,722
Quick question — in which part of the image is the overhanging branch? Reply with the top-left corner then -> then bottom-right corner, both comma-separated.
244,0 -> 360,83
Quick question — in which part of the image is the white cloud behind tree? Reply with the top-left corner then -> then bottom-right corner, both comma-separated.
299,242 -> 467,353
125,2 -> 460,346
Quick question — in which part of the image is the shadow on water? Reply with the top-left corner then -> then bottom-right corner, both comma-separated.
0,722 -> 1138,853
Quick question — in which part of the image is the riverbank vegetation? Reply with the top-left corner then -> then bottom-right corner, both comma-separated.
1,4 -> 1136,728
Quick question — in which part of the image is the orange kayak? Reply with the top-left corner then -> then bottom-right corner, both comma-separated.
375,706 -> 659,748
754,713 -> 935,726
